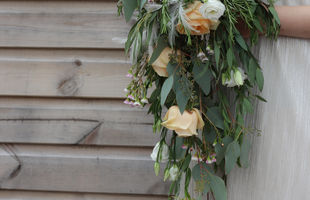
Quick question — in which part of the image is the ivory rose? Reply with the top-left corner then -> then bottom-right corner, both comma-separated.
161,106 -> 205,137
177,1 -> 221,35
199,0 -> 226,21
151,47 -> 180,77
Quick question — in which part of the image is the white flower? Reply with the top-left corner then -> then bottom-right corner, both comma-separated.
144,3 -> 162,12
169,165 -> 179,181
223,67 -> 247,87
141,98 -> 149,104
197,52 -> 208,62
199,0 -> 226,20
150,142 -> 169,163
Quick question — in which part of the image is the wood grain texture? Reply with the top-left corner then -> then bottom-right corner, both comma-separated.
0,98 -> 158,146
0,49 -> 130,98
0,1 -> 129,48
227,37 -> 310,199
0,191 -> 167,200
0,144 -> 169,195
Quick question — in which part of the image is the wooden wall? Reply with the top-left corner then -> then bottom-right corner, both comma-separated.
0,1 -> 168,199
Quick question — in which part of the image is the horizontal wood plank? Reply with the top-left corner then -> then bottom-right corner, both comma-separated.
0,98 -> 158,147
0,49 -> 130,98
0,1 -> 129,48
0,145 -> 169,195
0,191 -> 167,200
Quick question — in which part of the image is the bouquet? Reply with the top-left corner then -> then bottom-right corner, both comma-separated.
118,0 -> 280,199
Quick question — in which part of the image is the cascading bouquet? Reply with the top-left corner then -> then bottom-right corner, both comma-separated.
118,0 -> 280,199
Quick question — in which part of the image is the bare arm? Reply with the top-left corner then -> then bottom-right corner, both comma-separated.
276,6 -> 310,39
237,6 -> 310,39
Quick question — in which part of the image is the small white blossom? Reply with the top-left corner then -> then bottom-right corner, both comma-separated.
141,98 -> 149,104
133,102 -> 142,107
223,67 -> 247,87
197,52 -> 209,62
151,142 -> 169,163
169,165 -> 179,181
199,0 -> 226,20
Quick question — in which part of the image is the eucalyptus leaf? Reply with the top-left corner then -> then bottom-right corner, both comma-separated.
214,41 -> 220,69
240,135 -> 251,168
255,95 -> 267,102
235,34 -> 248,51
193,62 -> 212,96
181,154 -> 192,171
148,36 -> 167,65
123,0 -> 138,22
139,0 -> 147,10
192,163 -> 214,181
209,175 -> 227,200
225,140 -> 241,174
174,76 -> 191,114
227,47 -> 234,67
243,98 -> 254,113
215,136 -> 233,165
256,68 -> 264,91
269,7 -> 281,25
206,107 -> 224,130
167,62 -> 177,76
175,137 -> 186,159
161,75 -> 174,106
248,58 -> 257,84
203,128 -> 217,144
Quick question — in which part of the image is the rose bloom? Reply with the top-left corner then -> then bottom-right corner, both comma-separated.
199,0 -> 225,21
162,106 -> 205,137
151,47 -> 180,77
176,1 -> 220,35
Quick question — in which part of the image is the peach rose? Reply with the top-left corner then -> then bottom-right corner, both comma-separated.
162,106 -> 205,137
151,47 -> 180,77
177,1 -> 220,35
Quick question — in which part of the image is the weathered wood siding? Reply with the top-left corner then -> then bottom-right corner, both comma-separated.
0,1 -> 168,199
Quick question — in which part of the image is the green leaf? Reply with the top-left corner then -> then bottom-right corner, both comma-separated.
255,95 -> 267,102
160,75 -> 174,106
181,154 -> 192,171
215,136 -> 233,165
139,0 -> 147,10
243,98 -> 253,113
184,168 -> 192,198
192,163 -> 214,181
253,18 -> 264,33
214,41 -> 220,69
206,107 -> 224,129
248,58 -> 257,84
148,87 -> 160,103
209,175 -> 227,200
203,128 -> 217,144
193,62 -> 212,96
256,68 -> 264,91
226,48 -> 234,67
240,135 -> 251,168
148,36 -> 167,65
167,62 -> 177,76
123,0 -> 138,22
174,76 -> 191,114
225,140 -> 241,174
269,7 -> 281,25
175,137 -> 186,159
235,35 -> 248,50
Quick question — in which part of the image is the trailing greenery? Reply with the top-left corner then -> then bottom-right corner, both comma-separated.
118,0 -> 280,199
